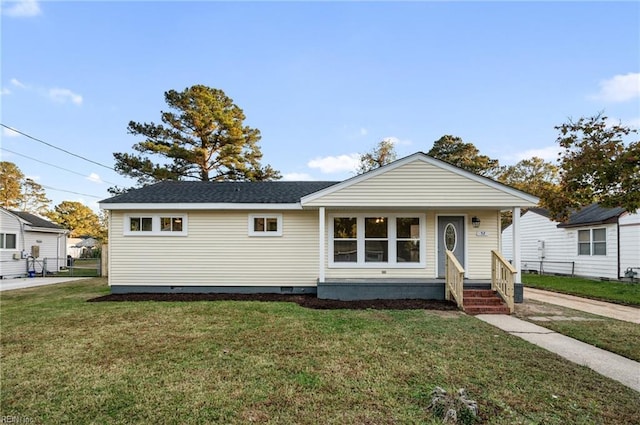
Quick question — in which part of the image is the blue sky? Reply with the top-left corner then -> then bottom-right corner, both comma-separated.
1,0 -> 639,212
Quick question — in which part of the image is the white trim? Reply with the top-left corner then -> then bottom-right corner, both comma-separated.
101,202 -> 302,211
577,227 -> 607,256
513,207 -> 521,284
328,212 -> 426,268
123,214 -> 189,237
24,227 -> 67,234
300,152 -> 540,206
248,214 -> 283,237
319,207 -> 325,283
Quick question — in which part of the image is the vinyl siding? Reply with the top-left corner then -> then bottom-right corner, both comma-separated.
23,231 -> 66,272
0,210 -> 66,277
568,225 -> 618,279
305,160 -> 537,208
619,213 -> 640,274
109,210 -> 319,287
1,210 -> 24,277
502,211 -> 621,279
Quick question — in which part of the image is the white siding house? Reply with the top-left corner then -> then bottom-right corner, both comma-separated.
100,153 -> 539,302
502,206 -> 639,280
0,208 -> 68,278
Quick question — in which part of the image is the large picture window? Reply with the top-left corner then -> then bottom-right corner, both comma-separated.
330,214 -> 425,267
578,228 -> 606,256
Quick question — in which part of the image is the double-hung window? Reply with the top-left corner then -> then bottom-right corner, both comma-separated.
0,233 -> 17,249
578,228 -> 606,256
330,214 -> 425,267
334,217 -> 357,262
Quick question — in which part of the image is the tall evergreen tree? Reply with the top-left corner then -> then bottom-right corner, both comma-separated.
0,162 -> 50,215
20,178 -> 51,216
113,85 -> 280,189
0,161 -> 24,209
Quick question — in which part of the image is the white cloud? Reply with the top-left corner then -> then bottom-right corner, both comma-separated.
359,128 -> 368,136
308,153 -> 360,174
2,127 -> 21,138
591,72 -> 640,103
282,172 -> 315,181
2,0 -> 41,17
8,79 -> 83,106
86,173 -> 103,184
49,88 -> 83,105
10,78 -> 26,88
382,136 -> 412,146
1,87 -> 10,95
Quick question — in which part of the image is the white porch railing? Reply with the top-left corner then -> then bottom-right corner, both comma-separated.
491,250 -> 516,313
445,250 -> 465,310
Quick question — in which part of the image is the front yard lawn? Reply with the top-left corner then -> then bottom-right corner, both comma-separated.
1,278 -> 639,424
522,273 -> 640,306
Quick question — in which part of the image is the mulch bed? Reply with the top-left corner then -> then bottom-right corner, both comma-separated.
88,293 -> 457,310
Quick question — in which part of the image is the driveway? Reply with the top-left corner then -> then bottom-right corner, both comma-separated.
523,287 -> 640,324
0,277 -> 89,292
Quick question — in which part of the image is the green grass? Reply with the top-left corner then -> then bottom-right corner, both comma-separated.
522,273 -> 640,305
515,300 -> 640,362
1,279 -> 639,424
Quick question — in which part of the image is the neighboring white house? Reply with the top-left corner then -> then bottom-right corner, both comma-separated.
0,208 -> 68,278
100,153 -> 539,306
68,237 -> 99,258
502,205 -> 640,280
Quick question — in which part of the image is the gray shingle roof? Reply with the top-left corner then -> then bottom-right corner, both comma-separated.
100,181 -> 340,204
556,204 -> 626,228
10,211 -> 63,229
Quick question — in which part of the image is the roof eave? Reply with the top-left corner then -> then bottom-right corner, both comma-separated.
99,202 -> 304,211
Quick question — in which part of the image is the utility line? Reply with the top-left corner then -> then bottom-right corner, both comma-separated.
1,147 -> 120,186
40,184 -> 103,199
1,123 -> 116,171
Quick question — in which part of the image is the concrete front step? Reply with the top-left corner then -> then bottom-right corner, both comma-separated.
463,289 -> 510,315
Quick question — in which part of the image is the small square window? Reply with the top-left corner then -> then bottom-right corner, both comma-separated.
130,217 -> 153,232
161,217 -> 183,232
249,214 -> 282,236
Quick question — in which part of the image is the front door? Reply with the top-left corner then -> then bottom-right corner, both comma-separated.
437,216 -> 465,278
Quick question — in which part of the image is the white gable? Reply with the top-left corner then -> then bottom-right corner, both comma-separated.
302,153 -> 539,208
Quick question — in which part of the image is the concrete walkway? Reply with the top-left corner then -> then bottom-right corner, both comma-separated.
476,314 -> 640,392
524,287 -> 640,324
0,277 -> 88,292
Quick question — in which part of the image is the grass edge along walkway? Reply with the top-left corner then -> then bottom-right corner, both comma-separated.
522,273 -> 640,306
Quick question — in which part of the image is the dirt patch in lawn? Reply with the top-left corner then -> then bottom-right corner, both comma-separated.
515,300 -> 603,322
88,292 -> 458,311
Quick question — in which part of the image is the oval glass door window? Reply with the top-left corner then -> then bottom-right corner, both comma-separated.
444,223 -> 457,251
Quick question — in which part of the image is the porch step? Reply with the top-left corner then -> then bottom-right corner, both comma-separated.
463,289 -> 510,315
